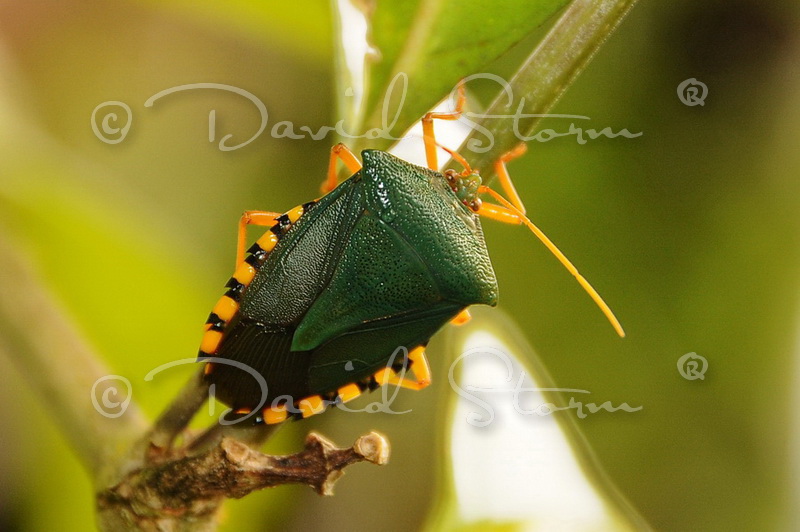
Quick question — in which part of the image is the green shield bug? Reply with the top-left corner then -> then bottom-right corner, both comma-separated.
199,87 -> 624,424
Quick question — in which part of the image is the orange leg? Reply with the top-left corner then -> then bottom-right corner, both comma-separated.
321,143 -> 362,194
237,210 -> 281,266
475,201 -> 522,225
450,309 -> 472,326
422,83 -> 466,171
494,143 -> 528,214
375,346 -> 431,391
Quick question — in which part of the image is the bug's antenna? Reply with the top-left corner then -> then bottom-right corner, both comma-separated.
480,186 -> 626,338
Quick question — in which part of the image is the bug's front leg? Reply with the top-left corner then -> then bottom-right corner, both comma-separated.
469,142 -> 530,224
493,143 -> 528,214
421,83 -> 466,171
321,143 -> 362,194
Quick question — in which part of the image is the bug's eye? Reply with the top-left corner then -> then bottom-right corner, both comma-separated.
469,198 -> 482,212
444,169 -> 457,184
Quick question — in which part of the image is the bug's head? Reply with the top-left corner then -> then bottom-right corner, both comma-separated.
443,168 -> 482,213
439,145 -> 487,214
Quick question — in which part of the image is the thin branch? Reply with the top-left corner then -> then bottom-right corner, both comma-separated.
460,0 -> 639,176
148,368 -> 210,450
144,364 -> 283,465
0,231 -> 148,485
97,431 -> 390,531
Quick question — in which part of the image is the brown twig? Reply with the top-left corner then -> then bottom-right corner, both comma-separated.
97,431 -> 390,531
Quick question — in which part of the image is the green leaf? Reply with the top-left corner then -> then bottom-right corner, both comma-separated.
355,0 -> 570,147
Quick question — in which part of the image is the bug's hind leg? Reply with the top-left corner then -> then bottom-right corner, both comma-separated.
321,143 -> 362,194
201,209 -> 281,375
422,83 -> 466,171
374,346 -> 431,391
237,210 -> 281,266
450,309 -> 472,326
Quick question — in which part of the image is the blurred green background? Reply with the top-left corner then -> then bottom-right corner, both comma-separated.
0,0 -> 798,530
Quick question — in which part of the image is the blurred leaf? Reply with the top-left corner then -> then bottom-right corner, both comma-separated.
131,0 -> 332,59
473,1 -> 800,525
357,0 -> 570,147
424,308 -> 649,531
451,522 -> 523,532
0,4 -> 329,527
331,0 -> 374,136
0,74 -> 302,527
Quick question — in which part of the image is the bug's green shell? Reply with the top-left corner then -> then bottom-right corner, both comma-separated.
293,150 -> 498,351
210,150 -> 498,407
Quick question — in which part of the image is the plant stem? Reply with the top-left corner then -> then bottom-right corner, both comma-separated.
460,0 -> 639,176
148,368 -> 210,450
0,231 -> 147,486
